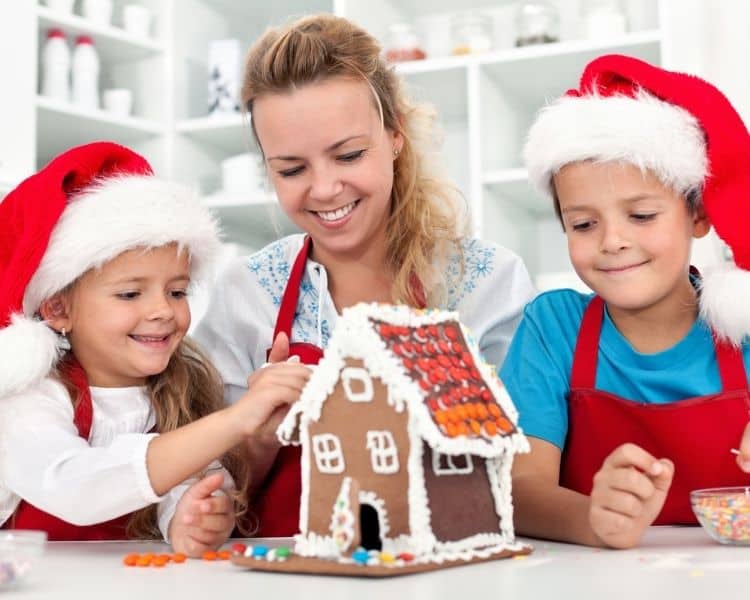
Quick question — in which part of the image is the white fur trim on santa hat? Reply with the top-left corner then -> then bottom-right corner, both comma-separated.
0,313 -> 64,397
523,90 -> 708,200
699,262 -> 750,346
23,176 -> 221,316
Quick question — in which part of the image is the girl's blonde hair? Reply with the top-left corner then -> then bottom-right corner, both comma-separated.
56,338 -> 251,539
241,14 -> 467,306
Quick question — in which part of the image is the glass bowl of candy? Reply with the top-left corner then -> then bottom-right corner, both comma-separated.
691,487 -> 750,545
0,530 -> 47,588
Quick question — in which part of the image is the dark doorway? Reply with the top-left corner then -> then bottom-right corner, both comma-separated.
359,504 -> 382,551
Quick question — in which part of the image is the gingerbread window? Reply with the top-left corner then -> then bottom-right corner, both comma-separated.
365,430 -> 399,474
341,367 -> 374,403
432,452 -> 473,475
312,434 -> 345,474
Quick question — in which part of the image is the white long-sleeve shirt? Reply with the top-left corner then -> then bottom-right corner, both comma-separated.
194,233 -> 536,404
0,378 -> 233,541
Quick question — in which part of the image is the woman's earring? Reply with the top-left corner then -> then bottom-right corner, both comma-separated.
59,327 -> 71,351
393,147 -> 400,158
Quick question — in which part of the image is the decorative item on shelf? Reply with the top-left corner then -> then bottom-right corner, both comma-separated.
41,0 -> 75,13
414,13 -> 453,59
515,1 -> 559,47
221,153 -> 265,197
384,23 -> 426,63
102,88 -> 133,117
451,11 -> 492,55
583,0 -> 627,39
71,35 -> 99,110
208,39 -> 241,116
81,0 -> 113,26
122,4 -> 152,39
40,29 -> 70,103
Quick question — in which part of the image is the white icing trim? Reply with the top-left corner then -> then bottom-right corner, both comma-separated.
406,408 -> 437,556
312,433 -> 345,474
365,430 -> 399,474
359,489 -> 391,538
432,452 -> 474,476
342,367 -> 374,402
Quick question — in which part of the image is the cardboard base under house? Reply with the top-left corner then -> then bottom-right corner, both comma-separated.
231,545 -> 532,578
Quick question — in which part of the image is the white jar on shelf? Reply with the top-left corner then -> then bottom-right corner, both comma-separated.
72,35 -> 100,110
41,28 -> 70,103
82,0 -> 113,26
584,0 -> 627,39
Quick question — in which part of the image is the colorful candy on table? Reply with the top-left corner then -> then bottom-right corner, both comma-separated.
691,488 -> 750,545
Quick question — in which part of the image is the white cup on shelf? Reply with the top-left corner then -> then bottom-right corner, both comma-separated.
122,4 -> 152,38
82,0 -> 113,26
102,88 -> 133,117
43,0 -> 75,13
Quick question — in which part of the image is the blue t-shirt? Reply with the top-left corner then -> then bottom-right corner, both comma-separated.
499,289 -> 750,450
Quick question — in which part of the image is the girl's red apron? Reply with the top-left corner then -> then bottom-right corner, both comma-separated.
560,295 -> 750,524
252,236 -> 324,537
3,361 -> 131,540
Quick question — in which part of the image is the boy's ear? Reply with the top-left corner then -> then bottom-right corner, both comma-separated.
39,295 -> 72,334
692,203 -> 711,239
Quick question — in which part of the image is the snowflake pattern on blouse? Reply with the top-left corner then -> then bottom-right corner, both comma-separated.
246,238 -> 332,346
246,237 -> 496,346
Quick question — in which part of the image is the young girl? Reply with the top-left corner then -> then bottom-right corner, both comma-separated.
194,14 -> 535,537
0,142 -> 311,555
500,54 -> 750,549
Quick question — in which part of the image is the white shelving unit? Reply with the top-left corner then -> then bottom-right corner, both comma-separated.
2,0 -> 667,280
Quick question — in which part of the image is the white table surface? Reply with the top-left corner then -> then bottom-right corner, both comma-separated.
9,528 -> 750,599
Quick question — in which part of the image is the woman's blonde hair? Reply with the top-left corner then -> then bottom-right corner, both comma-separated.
56,338 -> 250,539
241,14 -> 467,306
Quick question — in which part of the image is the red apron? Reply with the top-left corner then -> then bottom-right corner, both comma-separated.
3,361 -> 131,540
560,295 -> 750,524
252,236 -> 324,537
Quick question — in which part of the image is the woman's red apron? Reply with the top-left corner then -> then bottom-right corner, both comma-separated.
4,361 -> 131,540
560,295 -> 750,524
252,236 -> 324,537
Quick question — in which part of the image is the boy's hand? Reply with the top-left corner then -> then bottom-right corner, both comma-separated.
589,443 -> 674,549
736,422 -> 750,472
169,472 -> 235,557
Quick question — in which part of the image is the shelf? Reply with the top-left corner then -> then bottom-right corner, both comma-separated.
202,190 -> 276,208
480,30 -> 661,101
37,5 -> 165,62
176,114 -> 256,155
203,197 -> 300,248
35,95 -> 164,164
482,168 -> 550,216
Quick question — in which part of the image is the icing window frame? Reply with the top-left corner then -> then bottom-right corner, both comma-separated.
342,367 -> 374,403
365,430 -> 399,474
432,452 -> 473,475
312,433 -> 345,474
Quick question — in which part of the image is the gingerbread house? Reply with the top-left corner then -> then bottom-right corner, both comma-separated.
277,303 -> 529,566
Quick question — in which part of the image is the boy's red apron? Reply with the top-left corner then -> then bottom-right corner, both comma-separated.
3,361 -> 130,540
561,295 -> 750,524
253,236 -> 323,537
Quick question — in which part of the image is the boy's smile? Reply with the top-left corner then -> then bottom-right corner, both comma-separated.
554,161 -> 710,338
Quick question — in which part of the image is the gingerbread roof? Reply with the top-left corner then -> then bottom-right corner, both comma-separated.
277,303 -> 528,459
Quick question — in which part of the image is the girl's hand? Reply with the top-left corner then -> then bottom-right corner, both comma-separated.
588,443 -> 674,549
168,472 -> 235,557
736,422 -> 750,472
232,361 -> 312,438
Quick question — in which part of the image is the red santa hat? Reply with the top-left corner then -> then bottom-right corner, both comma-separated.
524,54 -> 750,345
0,141 -> 221,397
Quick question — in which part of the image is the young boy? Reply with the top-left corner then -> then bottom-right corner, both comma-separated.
501,54 -> 750,549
